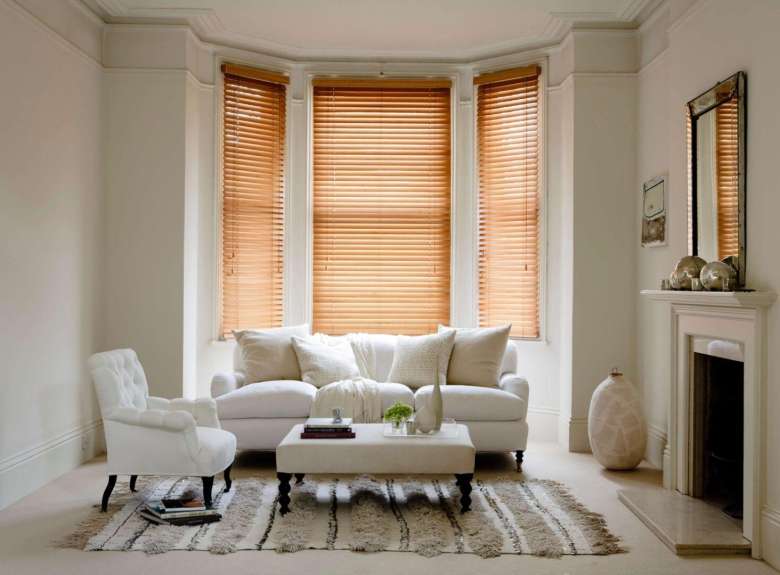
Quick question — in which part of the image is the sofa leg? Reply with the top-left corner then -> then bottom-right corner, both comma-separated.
129,475 -> 138,492
202,476 -> 214,508
101,475 -> 117,512
223,465 -> 232,493
515,450 -> 524,471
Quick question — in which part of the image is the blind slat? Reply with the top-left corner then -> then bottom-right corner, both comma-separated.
477,72 -> 541,339
313,85 -> 451,335
221,69 -> 286,338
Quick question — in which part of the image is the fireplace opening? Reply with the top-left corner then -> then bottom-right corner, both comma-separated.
691,348 -> 744,519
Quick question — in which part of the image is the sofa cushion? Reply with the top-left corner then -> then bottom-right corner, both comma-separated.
438,324 -> 511,387
387,330 -> 456,389
291,336 -> 360,387
216,380 -> 317,420
234,324 -> 309,383
377,382 -> 415,413
414,385 -> 525,422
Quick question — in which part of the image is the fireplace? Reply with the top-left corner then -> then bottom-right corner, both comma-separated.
638,289 -> 776,558
690,340 -> 744,519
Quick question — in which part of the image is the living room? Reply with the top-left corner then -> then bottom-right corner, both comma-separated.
1,0 -> 779,573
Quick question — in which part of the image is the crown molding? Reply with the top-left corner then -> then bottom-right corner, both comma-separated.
89,0 -> 659,63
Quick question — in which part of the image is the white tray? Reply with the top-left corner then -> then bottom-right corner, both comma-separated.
383,418 -> 459,439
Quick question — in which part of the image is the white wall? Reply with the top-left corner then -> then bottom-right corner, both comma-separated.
634,0 -> 780,568
0,0 -> 105,509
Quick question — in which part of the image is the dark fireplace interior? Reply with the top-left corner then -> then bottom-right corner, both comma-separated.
692,352 -> 744,519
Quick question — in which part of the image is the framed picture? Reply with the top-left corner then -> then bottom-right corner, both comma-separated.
641,175 -> 667,247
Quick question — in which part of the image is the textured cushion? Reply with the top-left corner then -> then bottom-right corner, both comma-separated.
216,380 -> 317,420
439,324 -> 511,387
292,336 -> 360,387
415,385 -> 526,421
234,324 -> 309,383
387,330 -> 456,389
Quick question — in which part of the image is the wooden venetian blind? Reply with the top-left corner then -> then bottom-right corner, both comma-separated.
220,64 -> 287,338
312,79 -> 452,335
715,98 -> 739,259
476,66 -> 541,339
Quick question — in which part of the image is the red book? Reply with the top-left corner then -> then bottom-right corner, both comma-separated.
300,431 -> 356,439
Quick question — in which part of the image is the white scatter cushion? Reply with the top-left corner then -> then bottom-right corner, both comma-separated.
439,324 -> 511,387
233,324 -> 310,383
291,336 -> 361,387
386,330 -> 456,389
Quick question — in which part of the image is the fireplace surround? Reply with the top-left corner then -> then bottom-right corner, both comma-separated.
641,290 -> 776,558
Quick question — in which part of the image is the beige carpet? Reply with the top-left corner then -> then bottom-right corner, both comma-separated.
59,475 -> 621,557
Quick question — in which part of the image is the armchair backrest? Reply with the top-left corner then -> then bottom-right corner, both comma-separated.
88,349 -> 149,417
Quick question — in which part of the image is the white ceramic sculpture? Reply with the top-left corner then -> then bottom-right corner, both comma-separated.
416,378 -> 444,433
588,369 -> 646,470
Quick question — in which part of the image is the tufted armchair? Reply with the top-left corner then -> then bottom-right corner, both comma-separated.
88,349 -> 236,511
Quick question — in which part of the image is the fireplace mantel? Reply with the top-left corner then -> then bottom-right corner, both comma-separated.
641,288 -> 776,558
641,289 -> 777,308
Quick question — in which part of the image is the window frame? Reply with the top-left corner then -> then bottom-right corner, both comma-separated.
305,72 -> 459,335
215,59 -> 292,340
471,62 -> 547,342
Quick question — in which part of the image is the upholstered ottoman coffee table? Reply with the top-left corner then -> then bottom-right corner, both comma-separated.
276,423 -> 476,514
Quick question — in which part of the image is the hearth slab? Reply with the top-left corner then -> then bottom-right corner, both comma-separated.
619,488 -> 751,555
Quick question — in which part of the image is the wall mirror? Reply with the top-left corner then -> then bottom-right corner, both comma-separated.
688,71 -> 747,287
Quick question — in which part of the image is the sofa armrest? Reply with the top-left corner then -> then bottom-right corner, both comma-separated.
147,396 -> 221,429
498,373 -> 529,418
211,371 -> 246,399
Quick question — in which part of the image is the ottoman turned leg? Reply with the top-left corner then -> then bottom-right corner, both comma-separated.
515,450 -> 524,472
295,473 -> 305,484
455,474 -> 473,513
277,472 -> 293,515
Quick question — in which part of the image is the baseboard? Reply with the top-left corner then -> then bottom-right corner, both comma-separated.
526,406 -> 559,442
761,506 -> 780,567
645,423 -> 666,470
568,417 -> 590,453
0,420 -> 105,510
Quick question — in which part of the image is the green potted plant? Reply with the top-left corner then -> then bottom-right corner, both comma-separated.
384,401 -> 413,431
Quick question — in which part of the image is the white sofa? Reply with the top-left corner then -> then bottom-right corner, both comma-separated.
211,334 -> 529,469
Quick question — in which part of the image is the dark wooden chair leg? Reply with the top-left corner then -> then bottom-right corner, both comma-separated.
223,465 -> 232,493
515,450 -> 524,472
129,475 -> 138,492
277,473 -> 292,515
202,476 -> 214,508
455,473 -> 473,513
101,475 -> 117,512
294,473 -> 305,484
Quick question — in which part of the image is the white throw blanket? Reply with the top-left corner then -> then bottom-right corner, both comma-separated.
310,377 -> 383,423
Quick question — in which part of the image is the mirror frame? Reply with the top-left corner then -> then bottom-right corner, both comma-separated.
687,71 -> 747,288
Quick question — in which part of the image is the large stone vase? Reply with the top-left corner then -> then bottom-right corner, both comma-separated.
416,379 -> 444,433
587,369 -> 646,470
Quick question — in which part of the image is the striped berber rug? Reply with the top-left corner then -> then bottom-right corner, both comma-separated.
58,475 -> 623,557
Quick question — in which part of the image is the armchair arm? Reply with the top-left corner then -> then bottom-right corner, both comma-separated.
498,373 -> 530,418
105,406 -> 197,432
211,371 -> 246,398
147,396 -> 221,429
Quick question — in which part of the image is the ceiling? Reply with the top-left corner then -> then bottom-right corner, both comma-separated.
84,0 -> 662,61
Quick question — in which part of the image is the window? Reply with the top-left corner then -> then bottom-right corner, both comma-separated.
312,78 -> 452,335
220,64 -> 287,338
476,66 -> 541,339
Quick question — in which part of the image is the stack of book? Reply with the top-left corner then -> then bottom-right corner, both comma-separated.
139,496 -> 222,526
301,417 -> 355,439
